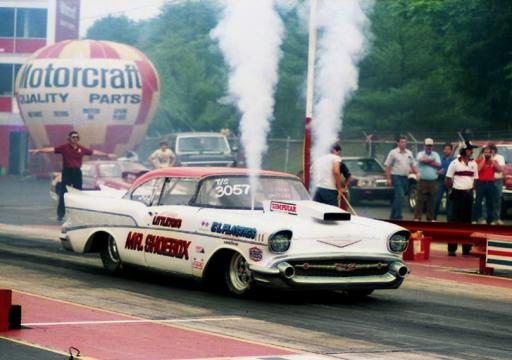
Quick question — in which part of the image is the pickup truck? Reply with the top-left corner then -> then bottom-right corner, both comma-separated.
170,132 -> 237,167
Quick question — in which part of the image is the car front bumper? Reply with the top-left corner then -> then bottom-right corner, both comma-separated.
350,187 -> 394,201
249,253 -> 408,291
503,188 -> 512,203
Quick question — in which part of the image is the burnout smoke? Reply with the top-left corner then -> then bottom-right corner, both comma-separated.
312,0 -> 371,164
211,0 -> 284,204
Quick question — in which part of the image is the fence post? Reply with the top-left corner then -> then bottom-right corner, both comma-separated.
284,136 -> 290,172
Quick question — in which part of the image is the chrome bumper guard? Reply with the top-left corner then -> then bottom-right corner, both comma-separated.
249,255 -> 408,290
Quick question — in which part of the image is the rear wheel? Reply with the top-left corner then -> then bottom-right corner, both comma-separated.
100,235 -> 123,274
224,252 -> 253,296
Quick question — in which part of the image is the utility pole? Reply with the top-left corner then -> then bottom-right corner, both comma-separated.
303,0 -> 317,190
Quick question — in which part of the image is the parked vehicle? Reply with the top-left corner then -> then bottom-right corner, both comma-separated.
50,160 -> 148,200
342,157 -> 393,205
60,167 -> 410,297
165,132 -> 237,167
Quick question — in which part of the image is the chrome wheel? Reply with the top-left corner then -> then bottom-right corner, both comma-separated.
227,253 -> 252,295
107,236 -> 120,263
100,234 -> 122,274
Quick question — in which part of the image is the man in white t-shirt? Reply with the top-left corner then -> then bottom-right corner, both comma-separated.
384,136 -> 419,220
445,140 -> 478,256
313,144 -> 344,207
489,144 -> 505,224
148,141 -> 176,169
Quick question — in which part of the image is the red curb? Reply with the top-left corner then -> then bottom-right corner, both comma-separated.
406,250 -> 512,288
2,292 -> 294,359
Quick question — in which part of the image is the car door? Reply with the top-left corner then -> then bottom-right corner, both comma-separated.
117,176 -> 166,266
143,176 -> 199,274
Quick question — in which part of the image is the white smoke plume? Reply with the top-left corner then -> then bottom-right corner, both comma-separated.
211,0 -> 284,173
312,0 -> 371,162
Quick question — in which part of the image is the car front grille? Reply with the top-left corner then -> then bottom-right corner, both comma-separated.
375,179 -> 388,187
289,259 -> 389,277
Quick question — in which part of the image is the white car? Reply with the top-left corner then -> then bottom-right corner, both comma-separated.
60,167 -> 410,297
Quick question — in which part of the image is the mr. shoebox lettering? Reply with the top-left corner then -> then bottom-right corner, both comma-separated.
125,231 -> 190,260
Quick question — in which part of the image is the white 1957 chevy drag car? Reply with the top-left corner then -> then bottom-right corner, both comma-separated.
60,167 -> 410,297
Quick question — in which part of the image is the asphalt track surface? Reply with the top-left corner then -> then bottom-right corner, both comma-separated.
1,176 -> 512,359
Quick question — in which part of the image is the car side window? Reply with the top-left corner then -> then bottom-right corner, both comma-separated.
130,177 -> 165,206
160,177 -> 198,205
81,164 -> 95,177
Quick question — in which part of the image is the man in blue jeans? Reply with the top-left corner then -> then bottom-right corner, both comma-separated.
384,136 -> 419,220
434,143 -> 455,220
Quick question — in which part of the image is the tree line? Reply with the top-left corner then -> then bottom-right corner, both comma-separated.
86,0 -> 512,139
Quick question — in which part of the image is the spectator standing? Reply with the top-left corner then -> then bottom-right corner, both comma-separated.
148,141 -> 176,169
434,143 -> 455,220
313,144 -> 344,207
384,136 -> 419,220
339,154 -> 352,211
414,138 -> 441,221
489,144 -> 505,224
472,146 -> 500,224
29,130 -> 116,221
445,141 -> 478,256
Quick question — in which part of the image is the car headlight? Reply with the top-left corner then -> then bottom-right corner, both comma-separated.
268,231 -> 292,253
388,231 -> 409,253
357,178 -> 372,187
505,175 -> 512,189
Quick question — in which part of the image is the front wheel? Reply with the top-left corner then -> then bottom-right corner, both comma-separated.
224,252 -> 253,296
100,235 -> 123,274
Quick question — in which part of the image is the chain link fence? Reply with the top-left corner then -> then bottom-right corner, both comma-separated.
131,129 -> 512,175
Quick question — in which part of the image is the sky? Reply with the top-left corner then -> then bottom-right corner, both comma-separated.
79,0 -> 168,37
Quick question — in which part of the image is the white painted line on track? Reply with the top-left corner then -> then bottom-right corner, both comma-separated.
188,352 -> 461,360
188,355 -> 337,360
24,316 -> 243,327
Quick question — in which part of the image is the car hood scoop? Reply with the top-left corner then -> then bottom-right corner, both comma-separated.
263,200 -> 351,221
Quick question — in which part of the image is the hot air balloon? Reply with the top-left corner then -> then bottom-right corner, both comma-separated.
15,39 -> 160,171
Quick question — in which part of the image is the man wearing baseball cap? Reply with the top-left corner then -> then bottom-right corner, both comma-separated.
414,138 -> 441,221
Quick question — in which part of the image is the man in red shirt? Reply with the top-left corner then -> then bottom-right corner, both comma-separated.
29,130 -> 116,221
472,146 -> 501,224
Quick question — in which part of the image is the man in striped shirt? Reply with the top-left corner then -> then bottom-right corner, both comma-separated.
445,141 -> 479,256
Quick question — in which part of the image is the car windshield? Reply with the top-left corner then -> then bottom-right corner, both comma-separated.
177,136 -> 229,153
194,175 -> 310,209
497,146 -> 512,163
343,158 -> 384,175
99,163 -> 123,177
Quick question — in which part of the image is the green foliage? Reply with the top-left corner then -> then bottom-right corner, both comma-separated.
86,15 -> 140,45
271,10 -> 308,138
85,0 -> 512,138
345,0 -> 512,133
